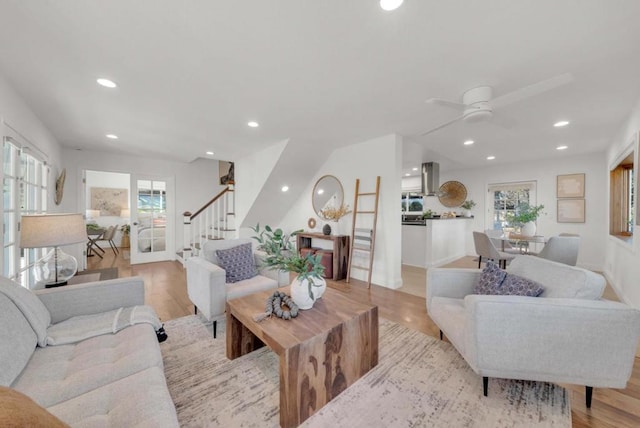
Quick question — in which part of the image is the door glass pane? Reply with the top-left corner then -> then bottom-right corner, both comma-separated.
137,179 -> 166,253
3,212 -> 14,246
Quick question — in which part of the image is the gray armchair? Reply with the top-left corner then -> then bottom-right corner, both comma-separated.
534,235 -> 580,266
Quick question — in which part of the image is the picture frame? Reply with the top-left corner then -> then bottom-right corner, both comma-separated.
557,199 -> 585,223
557,173 -> 585,198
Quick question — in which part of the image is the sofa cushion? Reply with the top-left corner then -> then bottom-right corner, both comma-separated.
216,242 -> 258,283
0,294 -> 37,386
226,274 -> 278,300
0,386 -> 69,428
507,256 -> 605,299
0,276 -> 51,347
202,238 -> 252,266
474,261 -> 507,295
500,274 -> 545,297
12,324 -> 163,408
47,366 -> 179,428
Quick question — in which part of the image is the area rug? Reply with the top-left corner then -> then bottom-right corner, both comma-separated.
161,316 -> 570,427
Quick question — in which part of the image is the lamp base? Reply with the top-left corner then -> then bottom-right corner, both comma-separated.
34,247 -> 78,286
45,281 -> 68,288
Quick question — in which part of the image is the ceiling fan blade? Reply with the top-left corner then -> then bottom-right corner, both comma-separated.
426,98 -> 467,111
491,72 -> 574,108
417,114 -> 465,137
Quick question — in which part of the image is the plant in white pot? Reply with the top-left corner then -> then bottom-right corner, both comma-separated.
252,223 -> 326,309
506,203 -> 545,236
460,200 -> 476,217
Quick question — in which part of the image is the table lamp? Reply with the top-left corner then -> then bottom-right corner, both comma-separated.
20,213 -> 87,287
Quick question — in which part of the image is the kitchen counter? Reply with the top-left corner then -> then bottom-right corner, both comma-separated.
402,218 -> 471,268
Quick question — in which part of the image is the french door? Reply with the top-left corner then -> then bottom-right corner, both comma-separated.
129,175 -> 174,264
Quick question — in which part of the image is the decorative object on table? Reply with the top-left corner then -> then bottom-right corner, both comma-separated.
438,180 -> 467,208
557,173 -> 585,198
322,223 -> 332,235
422,209 -> 435,219
307,217 -> 317,229
253,290 -> 299,321
20,213 -> 87,287
90,187 -> 128,216
557,199 -> 585,223
319,203 -> 352,221
120,224 -> 131,248
461,199 -> 476,217
441,211 -> 457,219
258,240 -> 326,309
54,168 -> 66,206
506,203 -> 545,236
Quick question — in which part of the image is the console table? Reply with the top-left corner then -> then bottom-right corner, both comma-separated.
296,232 -> 349,281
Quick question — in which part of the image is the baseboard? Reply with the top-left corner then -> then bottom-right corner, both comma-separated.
426,253 -> 466,268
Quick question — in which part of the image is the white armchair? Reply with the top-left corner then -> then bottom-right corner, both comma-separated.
185,239 -> 289,337
427,256 -> 640,408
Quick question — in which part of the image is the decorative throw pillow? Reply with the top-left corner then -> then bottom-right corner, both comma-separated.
216,243 -> 258,283
500,273 -> 545,297
0,386 -> 70,427
474,261 -> 507,294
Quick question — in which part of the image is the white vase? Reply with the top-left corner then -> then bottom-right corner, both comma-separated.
521,221 -> 536,236
290,276 -> 327,310
463,209 -> 472,218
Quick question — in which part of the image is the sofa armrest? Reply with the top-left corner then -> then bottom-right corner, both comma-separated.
464,295 -> 640,387
426,268 -> 480,313
185,256 -> 227,320
35,277 -> 145,324
254,251 -> 290,286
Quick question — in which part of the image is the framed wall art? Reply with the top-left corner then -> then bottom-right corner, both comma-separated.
557,199 -> 585,223
557,173 -> 585,198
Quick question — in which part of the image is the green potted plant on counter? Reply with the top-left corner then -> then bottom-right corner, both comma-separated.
461,200 -> 476,217
422,209 -> 435,219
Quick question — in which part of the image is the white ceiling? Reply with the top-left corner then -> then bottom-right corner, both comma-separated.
1,1 -> 639,173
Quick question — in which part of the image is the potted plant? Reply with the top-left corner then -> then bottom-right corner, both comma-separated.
460,200 -> 476,217
252,224 -> 325,309
506,203 -> 545,236
422,209 -> 435,219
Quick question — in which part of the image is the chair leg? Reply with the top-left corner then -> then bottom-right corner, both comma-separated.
483,377 -> 488,396
585,386 -> 593,408
439,330 -> 443,340
478,256 -> 482,268
194,305 -> 198,315
213,320 -> 217,339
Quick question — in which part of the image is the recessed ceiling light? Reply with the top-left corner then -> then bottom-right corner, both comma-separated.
412,167 -> 418,171
554,120 -> 570,127
248,121 -> 259,128
105,134 -> 118,140
464,140 -> 474,146
206,151 -> 214,155
556,145 -> 568,150
405,173 -> 411,176
281,185 -> 289,192
97,78 -> 117,88
486,155 -> 495,160
380,0 -> 404,11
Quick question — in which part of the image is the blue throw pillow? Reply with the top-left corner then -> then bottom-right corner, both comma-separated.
474,261 -> 507,294
215,243 -> 258,283
500,273 -> 545,297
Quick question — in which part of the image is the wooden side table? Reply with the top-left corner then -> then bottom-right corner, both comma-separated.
296,232 -> 349,280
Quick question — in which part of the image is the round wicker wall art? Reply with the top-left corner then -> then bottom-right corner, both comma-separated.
438,181 -> 467,207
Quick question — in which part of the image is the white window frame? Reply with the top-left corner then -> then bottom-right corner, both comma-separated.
486,181 -> 537,231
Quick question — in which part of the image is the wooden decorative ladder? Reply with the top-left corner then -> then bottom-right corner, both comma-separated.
346,176 -> 380,288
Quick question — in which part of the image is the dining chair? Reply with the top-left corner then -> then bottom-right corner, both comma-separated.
100,225 -> 119,256
473,231 -> 516,269
484,229 -> 521,254
534,235 -> 580,266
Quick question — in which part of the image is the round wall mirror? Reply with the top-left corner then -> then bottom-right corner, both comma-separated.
312,175 -> 344,219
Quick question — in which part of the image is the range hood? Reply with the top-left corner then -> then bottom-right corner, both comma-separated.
421,162 -> 440,196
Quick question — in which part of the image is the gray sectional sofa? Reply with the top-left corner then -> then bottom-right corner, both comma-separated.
0,275 -> 179,427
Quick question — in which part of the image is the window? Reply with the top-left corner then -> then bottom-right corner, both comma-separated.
401,192 -> 423,213
2,136 -> 48,287
610,151 -> 634,239
487,181 -> 537,230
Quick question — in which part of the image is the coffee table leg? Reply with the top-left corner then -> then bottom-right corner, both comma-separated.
225,308 -> 265,360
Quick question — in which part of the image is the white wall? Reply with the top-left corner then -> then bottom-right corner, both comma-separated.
605,97 -> 640,308
60,148 -> 223,262
434,151 -> 607,271
279,134 -> 403,289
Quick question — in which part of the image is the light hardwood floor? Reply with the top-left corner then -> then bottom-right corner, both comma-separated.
88,251 -> 640,428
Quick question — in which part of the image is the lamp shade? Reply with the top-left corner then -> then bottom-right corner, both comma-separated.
20,213 -> 87,248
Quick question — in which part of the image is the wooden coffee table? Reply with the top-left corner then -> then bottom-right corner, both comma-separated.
226,286 -> 378,428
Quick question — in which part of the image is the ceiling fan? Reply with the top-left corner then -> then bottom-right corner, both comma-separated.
419,73 -> 574,136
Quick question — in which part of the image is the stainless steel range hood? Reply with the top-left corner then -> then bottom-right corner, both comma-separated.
421,162 -> 440,196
